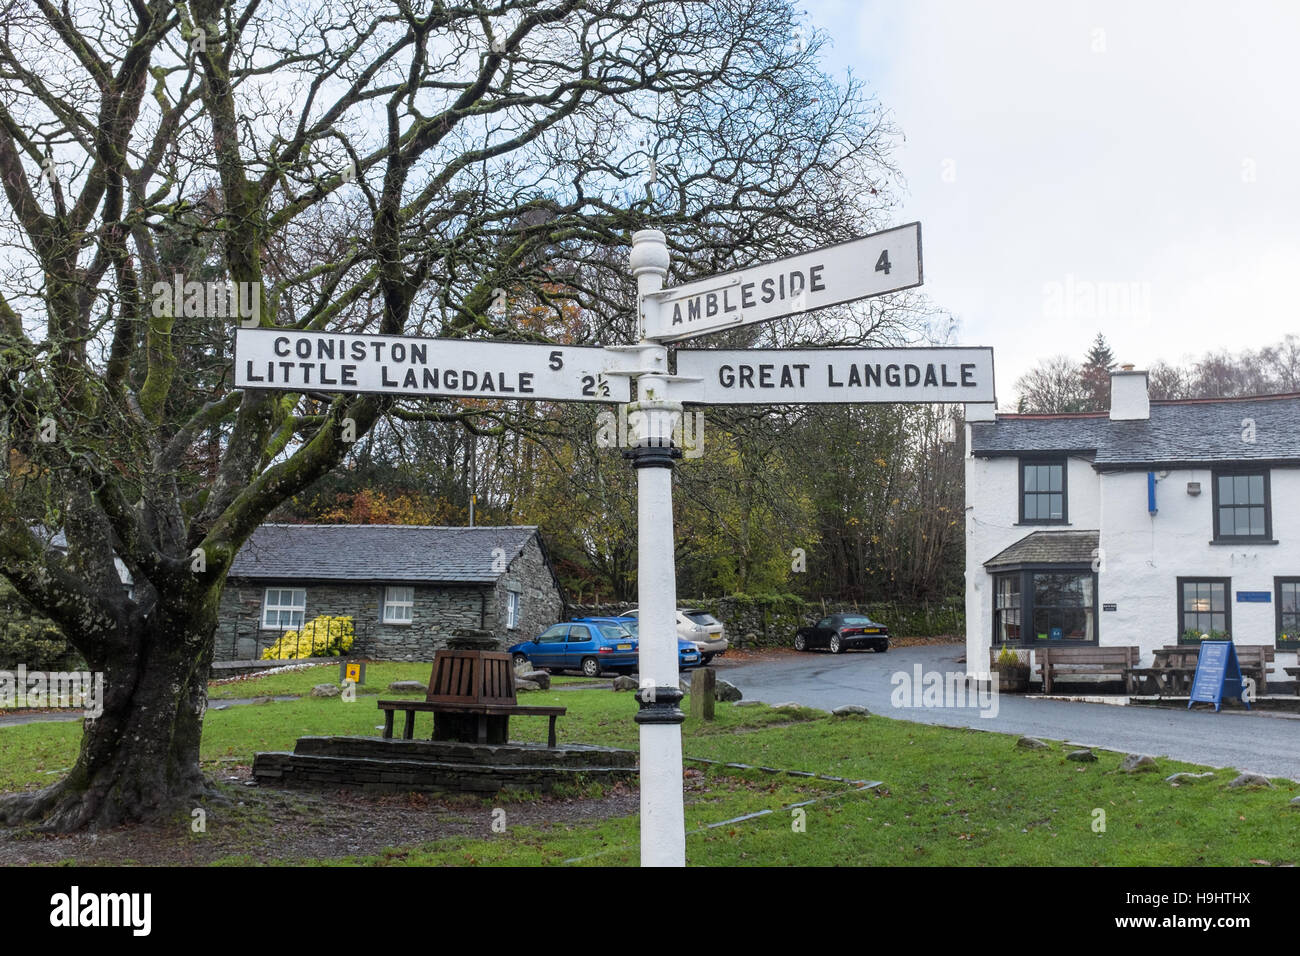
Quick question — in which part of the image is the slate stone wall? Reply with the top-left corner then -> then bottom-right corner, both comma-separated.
491,534 -> 564,645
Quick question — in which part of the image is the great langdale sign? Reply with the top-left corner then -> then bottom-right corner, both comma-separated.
676,347 -> 995,404
640,223 -> 922,343
234,328 -> 632,402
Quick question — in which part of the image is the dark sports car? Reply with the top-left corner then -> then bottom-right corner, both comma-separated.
794,613 -> 890,654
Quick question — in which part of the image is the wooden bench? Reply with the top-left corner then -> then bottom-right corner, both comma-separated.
1037,645 -> 1140,694
377,649 -> 566,747
1147,644 -> 1275,697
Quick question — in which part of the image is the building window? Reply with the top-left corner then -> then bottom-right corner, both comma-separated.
1029,572 -> 1094,641
1177,577 -> 1230,642
506,590 -> 521,630
381,586 -> 414,624
1277,578 -> 1300,650
1212,470 -> 1271,541
262,588 -> 305,629
991,568 -> 1096,646
1019,459 -> 1067,524
993,573 -> 1022,645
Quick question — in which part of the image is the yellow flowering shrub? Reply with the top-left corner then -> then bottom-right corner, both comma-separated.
261,615 -> 355,660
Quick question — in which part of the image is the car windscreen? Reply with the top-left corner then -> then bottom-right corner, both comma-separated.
683,611 -> 719,626
598,624 -> 634,641
840,615 -> 876,625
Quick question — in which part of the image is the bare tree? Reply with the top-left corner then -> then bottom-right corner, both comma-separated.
0,0 -> 900,829
1013,355 -> 1088,413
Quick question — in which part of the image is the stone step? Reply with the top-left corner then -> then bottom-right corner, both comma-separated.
291,735 -> 637,768
252,750 -> 638,796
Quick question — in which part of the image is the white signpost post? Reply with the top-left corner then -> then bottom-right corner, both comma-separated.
233,220 -> 994,869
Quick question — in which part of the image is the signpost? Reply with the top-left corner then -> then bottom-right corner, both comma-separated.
676,346 -> 994,405
234,219 -> 993,868
235,328 -> 633,403
1188,641 -> 1250,711
639,223 -> 922,342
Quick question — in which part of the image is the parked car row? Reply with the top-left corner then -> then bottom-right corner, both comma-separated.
508,612 -> 712,677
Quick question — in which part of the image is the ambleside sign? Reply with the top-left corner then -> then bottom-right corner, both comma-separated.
640,223 -> 922,343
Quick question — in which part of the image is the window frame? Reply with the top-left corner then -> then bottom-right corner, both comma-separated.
1017,457 -> 1069,525
1210,468 -> 1272,542
990,564 -> 1097,647
1176,576 -> 1232,644
261,587 -> 306,630
506,590 -> 521,630
1275,576 -> 1300,650
381,585 -> 415,625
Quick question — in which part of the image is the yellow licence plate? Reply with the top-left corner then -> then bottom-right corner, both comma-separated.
862,628 -> 879,633
617,644 -> 631,650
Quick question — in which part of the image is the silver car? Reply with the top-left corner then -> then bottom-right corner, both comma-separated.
625,607 -> 728,663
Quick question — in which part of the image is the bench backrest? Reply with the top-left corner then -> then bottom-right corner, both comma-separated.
427,649 -> 517,706
1157,644 -> 1275,666
1039,646 -> 1139,666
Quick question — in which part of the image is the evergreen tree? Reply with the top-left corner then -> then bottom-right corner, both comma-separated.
1081,333 -> 1117,411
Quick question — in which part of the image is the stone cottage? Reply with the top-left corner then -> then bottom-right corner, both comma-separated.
214,524 -> 564,661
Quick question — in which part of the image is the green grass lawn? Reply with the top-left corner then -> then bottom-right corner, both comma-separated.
1,662 -> 1296,866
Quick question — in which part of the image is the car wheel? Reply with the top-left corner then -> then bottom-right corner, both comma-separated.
512,653 -> 530,668
581,657 -> 601,678
829,634 -> 843,654
794,633 -> 807,652
701,653 -> 715,664
876,643 -> 889,653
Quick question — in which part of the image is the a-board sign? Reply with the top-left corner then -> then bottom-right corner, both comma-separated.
674,347 -> 995,404
235,328 -> 632,403
1187,641 -> 1250,711
641,223 -> 922,342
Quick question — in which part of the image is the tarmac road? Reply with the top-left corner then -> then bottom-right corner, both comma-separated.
717,643 -> 1300,782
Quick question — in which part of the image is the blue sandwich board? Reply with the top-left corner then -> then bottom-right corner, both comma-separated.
1188,641 -> 1249,711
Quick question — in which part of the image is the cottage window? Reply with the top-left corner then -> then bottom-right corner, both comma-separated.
507,590 -> 521,630
1019,459 -> 1067,524
1276,578 -> 1300,649
382,586 -> 414,623
262,588 -> 306,629
993,573 -> 1021,644
990,568 -> 1096,646
1030,572 -> 1094,641
1212,470 -> 1271,541
1177,578 -> 1230,642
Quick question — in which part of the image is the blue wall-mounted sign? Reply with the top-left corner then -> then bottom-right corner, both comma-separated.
1147,471 -> 1157,515
1188,641 -> 1249,712
1236,591 -> 1271,603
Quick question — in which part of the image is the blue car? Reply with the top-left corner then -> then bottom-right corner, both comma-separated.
576,616 -> 702,670
509,620 -> 639,678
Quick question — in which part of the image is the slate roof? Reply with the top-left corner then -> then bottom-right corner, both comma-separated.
970,393 -> 1300,467
984,530 -> 1100,569
227,524 -> 539,584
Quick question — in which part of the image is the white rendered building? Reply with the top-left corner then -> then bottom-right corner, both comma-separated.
964,367 -> 1300,687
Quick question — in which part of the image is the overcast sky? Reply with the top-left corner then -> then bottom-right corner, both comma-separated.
803,0 -> 1300,406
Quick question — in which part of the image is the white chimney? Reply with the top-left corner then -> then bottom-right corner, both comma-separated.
1109,365 -> 1149,421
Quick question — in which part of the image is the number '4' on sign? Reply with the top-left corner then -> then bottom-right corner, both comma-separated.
875,250 -> 891,275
